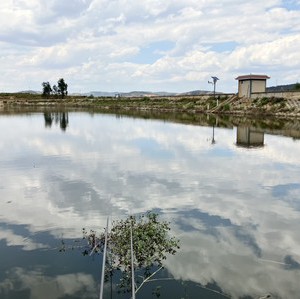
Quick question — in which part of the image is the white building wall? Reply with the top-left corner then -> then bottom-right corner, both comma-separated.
238,81 -> 251,97
238,80 -> 267,97
252,80 -> 266,93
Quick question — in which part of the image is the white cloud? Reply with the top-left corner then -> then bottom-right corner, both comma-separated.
0,0 -> 299,92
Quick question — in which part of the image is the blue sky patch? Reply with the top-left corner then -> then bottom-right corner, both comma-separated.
130,40 -> 175,64
208,41 -> 239,53
283,0 -> 300,10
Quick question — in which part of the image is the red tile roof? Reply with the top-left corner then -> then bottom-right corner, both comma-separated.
235,74 -> 270,80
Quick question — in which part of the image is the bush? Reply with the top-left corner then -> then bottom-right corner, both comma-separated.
259,97 -> 270,106
223,104 -> 230,111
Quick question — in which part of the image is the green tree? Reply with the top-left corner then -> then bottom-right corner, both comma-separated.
52,85 -> 58,97
57,78 -> 68,99
59,212 -> 180,297
82,213 -> 180,295
294,83 -> 300,91
42,82 -> 52,98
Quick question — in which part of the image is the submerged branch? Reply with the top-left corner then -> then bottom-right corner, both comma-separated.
134,266 -> 163,295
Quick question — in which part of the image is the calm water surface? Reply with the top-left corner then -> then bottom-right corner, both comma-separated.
0,111 -> 300,299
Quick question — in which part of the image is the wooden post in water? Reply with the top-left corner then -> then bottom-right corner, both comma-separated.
130,220 -> 136,299
99,217 -> 109,299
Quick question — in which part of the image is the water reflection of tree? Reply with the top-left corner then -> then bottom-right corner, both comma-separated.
44,112 -> 69,131
44,112 -> 53,127
61,212 -> 180,297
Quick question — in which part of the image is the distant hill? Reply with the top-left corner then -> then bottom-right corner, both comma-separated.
18,90 -> 41,94
179,90 -> 212,96
87,91 -> 175,97
15,85 -> 300,97
87,91 -> 117,97
13,89 -> 214,97
267,83 -> 299,92
87,90 -> 212,97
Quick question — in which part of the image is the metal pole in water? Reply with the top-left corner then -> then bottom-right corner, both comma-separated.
130,220 -> 136,299
99,217 -> 109,299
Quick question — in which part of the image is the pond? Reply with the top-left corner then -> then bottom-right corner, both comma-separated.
0,110 -> 300,299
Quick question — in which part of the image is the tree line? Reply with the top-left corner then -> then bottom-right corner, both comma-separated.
42,78 -> 68,99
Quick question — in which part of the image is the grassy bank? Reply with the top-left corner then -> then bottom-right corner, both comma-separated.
1,93 -> 300,118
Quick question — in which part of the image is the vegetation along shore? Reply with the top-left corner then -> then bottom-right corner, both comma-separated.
1,91 -> 300,118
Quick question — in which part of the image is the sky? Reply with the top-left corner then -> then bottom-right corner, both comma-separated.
0,0 -> 300,93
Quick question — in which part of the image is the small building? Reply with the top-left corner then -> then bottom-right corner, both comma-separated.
235,74 -> 270,98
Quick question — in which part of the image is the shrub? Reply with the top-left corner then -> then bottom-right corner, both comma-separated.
223,104 -> 230,111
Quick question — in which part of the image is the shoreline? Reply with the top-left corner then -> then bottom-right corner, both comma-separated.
1,93 -> 300,119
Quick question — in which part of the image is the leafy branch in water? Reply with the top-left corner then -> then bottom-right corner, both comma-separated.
81,212 -> 180,294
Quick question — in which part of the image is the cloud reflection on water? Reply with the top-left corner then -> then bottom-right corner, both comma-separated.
165,226 -> 300,299
0,267 -> 97,299
0,112 -> 300,298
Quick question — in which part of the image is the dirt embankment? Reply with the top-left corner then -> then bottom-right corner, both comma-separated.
1,93 -> 300,118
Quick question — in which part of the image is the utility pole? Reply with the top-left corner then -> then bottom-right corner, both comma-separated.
208,76 -> 220,106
